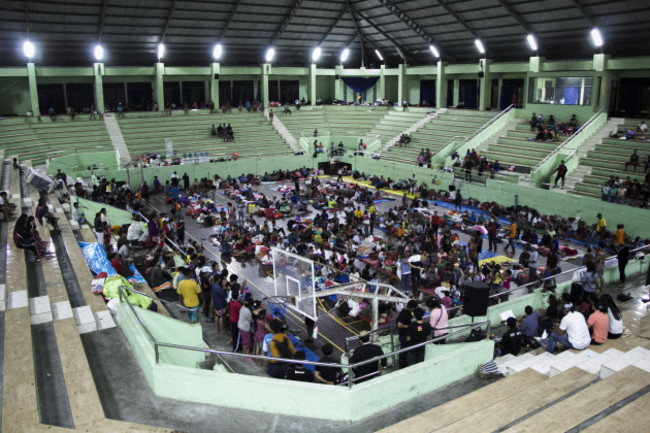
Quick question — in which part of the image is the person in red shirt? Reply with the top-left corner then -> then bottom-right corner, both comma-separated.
488,219 -> 499,252
110,252 -> 123,275
431,211 -> 441,236
229,290 -> 242,351
587,303 -> 610,345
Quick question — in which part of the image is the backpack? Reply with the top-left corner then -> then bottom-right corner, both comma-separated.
272,336 -> 293,359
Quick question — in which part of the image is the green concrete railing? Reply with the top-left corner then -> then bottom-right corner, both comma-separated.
436,105 -> 515,167
529,107 -> 607,186
117,290 -> 493,421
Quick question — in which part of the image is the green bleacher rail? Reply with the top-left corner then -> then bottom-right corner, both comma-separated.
529,107 -> 607,187
436,104 -> 514,167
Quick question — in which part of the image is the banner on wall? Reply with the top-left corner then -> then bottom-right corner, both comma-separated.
165,138 -> 173,158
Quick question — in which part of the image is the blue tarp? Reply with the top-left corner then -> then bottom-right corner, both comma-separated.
341,76 -> 380,94
78,241 -> 146,284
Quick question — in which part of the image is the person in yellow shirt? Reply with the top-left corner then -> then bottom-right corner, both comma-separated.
177,268 -> 202,323
615,224 -> 625,249
596,213 -> 606,240
368,204 -> 376,215
506,221 -> 517,256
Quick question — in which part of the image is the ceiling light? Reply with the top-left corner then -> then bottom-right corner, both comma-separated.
474,39 -> 485,54
429,44 -> 440,58
94,44 -> 104,61
340,48 -> 350,63
265,47 -> 275,63
590,28 -> 603,47
526,34 -> 538,51
157,43 -> 165,60
212,43 -> 223,60
311,46 -> 322,62
23,40 -> 35,59
375,49 -> 384,61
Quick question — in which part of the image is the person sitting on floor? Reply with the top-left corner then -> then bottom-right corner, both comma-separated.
587,302 -> 609,346
495,317 -> 523,357
546,302 -> 591,353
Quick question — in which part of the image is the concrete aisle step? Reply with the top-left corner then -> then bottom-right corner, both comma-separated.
547,349 -> 597,376
435,367 -> 597,432
507,352 -> 554,376
377,369 -> 547,433
495,352 -> 534,375
600,346 -> 650,378
579,392 -> 650,432
575,348 -> 625,375
500,366 -> 650,432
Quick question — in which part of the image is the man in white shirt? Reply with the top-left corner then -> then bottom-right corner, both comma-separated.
546,303 -> 591,353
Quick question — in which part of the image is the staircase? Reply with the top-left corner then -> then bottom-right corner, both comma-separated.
562,117 -> 625,191
268,111 -> 302,153
379,110 -> 443,155
380,345 -> 650,433
103,113 -> 132,166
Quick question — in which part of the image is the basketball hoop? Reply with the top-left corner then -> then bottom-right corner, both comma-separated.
264,296 -> 295,319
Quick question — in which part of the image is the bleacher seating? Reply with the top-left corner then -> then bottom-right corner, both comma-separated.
118,111 -> 292,159
383,110 -> 497,164
364,110 -> 429,144
279,107 -> 387,142
0,117 -> 113,165
571,123 -> 650,199
479,122 -> 568,171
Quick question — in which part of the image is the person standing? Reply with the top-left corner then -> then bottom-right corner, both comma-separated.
617,240 -> 630,286
488,219 -> 499,252
349,331 -> 386,383
506,220 -> 517,256
595,213 -> 607,241
553,160 -> 568,189
427,298 -> 449,344
177,268 -> 202,323
406,308 -> 432,366
396,300 -> 417,369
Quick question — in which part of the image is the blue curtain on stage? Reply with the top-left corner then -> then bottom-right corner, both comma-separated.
341,76 -> 380,94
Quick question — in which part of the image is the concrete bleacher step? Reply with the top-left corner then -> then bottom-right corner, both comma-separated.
495,352 -> 535,375
580,391 -> 650,432
377,369 -> 547,433
600,346 -> 650,378
507,352 -> 555,376
500,366 -> 650,432
574,348 -> 625,376
433,367 -> 597,433
548,349 -> 599,377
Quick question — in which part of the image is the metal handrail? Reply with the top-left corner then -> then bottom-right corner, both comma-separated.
446,243 -> 650,316
531,106 -> 605,172
117,281 -> 490,386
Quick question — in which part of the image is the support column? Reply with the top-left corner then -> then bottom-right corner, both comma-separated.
377,64 -> 386,101
593,53 -> 610,107
93,63 -> 104,111
435,61 -> 446,109
478,59 -> 491,111
62,82 -> 68,109
123,82 -> 128,106
261,63 -> 270,107
397,63 -> 406,107
497,78 -> 503,110
453,78 -> 460,107
179,82 -> 183,106
334,65 -> 344,101
309,63 -> 317,105
210,63 -> 220,107
155,62 -> 164,110
26,62 -> 40,115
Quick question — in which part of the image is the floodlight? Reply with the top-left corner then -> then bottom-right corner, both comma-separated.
429,44 -> 440,58
474,39 -> 485,54
23,40 -> 35,59
94,45 -> 104,61
311,46 -> 322,62
374,49 -> 384,61
157,43 -> 165,60
340,48 -> 350,63
590,28 -> 603,47
265,47 -> 275,62
212,43 -> 223,60
526,34 -> 538,51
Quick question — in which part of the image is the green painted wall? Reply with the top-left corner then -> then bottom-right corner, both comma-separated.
0,77 -> 30,115
385,76 -> 398,102
316,75 -> 335,102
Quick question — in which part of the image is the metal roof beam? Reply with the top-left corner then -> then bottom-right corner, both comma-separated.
351,4 -> 413,63
24,0 -> 30,36
160,0 -> 178,42
316,3 -> 348,47
98,0 -> 108,41
345,0 -> 370,67
496,0 -> 531,33
271,0 -> 304,45
571,0 -> 595,27
218,0 -> 242,39
376,0 -> 455,61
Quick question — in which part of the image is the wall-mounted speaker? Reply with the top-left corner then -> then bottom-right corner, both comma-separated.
335,74 -> 340,80
214,73 -> 220,79
478,71 -> 485,78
